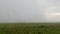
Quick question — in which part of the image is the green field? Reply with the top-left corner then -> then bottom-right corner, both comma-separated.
0,23 -> 60,34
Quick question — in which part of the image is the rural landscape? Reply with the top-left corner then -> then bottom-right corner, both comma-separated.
0,23 -> 60,34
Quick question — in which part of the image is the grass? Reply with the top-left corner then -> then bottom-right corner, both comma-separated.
0,23 -> 60,34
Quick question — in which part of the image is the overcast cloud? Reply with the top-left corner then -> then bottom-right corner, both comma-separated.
0,0 -> 60,22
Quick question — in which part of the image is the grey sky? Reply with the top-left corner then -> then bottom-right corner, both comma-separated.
0,0 -> 60,22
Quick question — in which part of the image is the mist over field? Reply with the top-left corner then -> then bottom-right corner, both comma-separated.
0,0 -> 60,22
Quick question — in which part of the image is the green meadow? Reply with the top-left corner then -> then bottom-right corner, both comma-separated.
0,23 -> 60,34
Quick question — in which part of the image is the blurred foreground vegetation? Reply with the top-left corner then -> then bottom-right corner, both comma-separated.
0,23 -> 60,34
